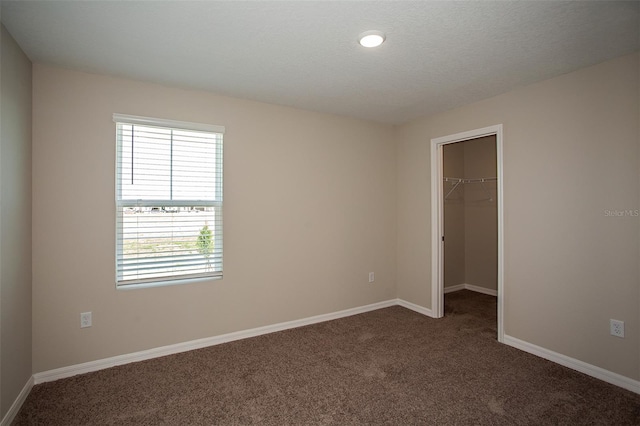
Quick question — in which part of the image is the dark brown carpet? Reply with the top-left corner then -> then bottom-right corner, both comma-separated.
14,290 -> 640,425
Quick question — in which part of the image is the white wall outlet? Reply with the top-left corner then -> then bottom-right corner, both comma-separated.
368,272 -> 375,283
610,319 -> 624,338
80,312 -> 92,328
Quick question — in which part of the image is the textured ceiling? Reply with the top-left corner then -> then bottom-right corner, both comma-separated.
2,1 -> 639,124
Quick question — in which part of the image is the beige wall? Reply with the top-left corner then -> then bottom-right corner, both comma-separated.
32,65 -> 397,372
464,137 -> 497,291
397,53 -> 639,380
443,142 -> 465,288
0,24 -> 32,417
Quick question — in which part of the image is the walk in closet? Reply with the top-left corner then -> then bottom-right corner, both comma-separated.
442,136 -> 498,298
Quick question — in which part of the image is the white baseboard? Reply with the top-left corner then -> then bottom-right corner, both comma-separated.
0,375 -> 34,426
396,298 -> 435,318
444,284 -> 466,293
504,334 -> 640,395
444,283 -> 497,297
18,297 -> 637,422
34,299 -> 398,385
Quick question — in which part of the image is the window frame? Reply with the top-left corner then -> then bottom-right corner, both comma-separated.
113,114 -> 224,289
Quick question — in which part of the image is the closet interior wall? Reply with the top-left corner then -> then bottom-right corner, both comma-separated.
443,136 -> 497,294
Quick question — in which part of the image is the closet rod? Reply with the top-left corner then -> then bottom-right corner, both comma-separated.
443,177 -> 497,184
443,177 -> 497,201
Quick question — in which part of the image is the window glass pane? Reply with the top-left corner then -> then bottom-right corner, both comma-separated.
117,207 -> 220,282
119,124 -> 172,200
172,130 -> 219,201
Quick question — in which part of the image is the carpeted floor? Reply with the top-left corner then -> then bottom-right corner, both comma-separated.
14,290 -> 640,425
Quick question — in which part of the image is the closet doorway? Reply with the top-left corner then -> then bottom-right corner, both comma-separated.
430,125 -> 504,342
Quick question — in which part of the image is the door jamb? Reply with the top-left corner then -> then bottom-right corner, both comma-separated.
430,124 -> 504,342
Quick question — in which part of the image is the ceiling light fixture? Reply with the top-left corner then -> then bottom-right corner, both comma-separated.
358,30 -> 385,48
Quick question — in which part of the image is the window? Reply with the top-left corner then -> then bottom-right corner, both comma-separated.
114,114 -> 224,287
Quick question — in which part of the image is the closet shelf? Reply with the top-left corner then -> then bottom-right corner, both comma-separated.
444,176 -> 497,200
443,177 -> 497,184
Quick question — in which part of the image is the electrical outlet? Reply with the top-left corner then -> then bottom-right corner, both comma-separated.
610,319 -> 624,338
80,312 -> 92,328
368,272 -> 375,283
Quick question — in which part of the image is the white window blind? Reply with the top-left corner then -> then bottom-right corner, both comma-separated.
114,114 -> 224,287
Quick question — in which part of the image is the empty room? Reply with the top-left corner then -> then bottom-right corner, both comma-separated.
1,1 -> 639,424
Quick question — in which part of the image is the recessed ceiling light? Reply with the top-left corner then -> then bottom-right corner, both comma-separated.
358,30 -> 385,48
